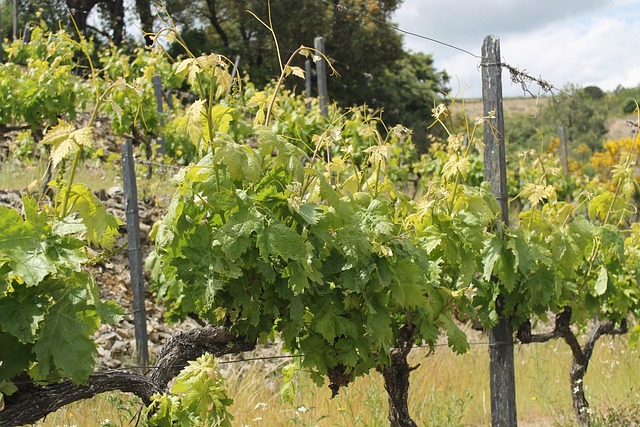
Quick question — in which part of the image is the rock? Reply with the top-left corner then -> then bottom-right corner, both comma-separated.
107,186 -> 124,198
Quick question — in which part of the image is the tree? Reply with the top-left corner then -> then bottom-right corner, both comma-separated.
541,84 -> 608,153
135,0 -> 154,46
374,51 -> 449,151
161,0 -> 447,148
66,0 -> 102,35
95,0 -> 125,45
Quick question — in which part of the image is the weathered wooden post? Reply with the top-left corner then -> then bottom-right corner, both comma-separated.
0,3 -> 4,66
12,0 -> 17,40
122,139 -> 149,370
558,126 -> 569,175
481,35 -> 518,427
305,59 -> 312,111
152,74 -> 166,157
22,25 -> 30,44
229,54 -> 241,90
314,36 -> 328,117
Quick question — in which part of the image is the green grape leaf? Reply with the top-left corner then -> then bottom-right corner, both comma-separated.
483,236 -> 516,291
284,65 -> 305,79
257,222 -> 308,262
0,334 -> 33,379
212,139 -> 262,182
51,215 -> 87,237
367,310 -> 392,345
0,207 -> 55,286
289,201 -> 325,225
483,236 -> 503,282
594,265 -> 608,296
390,259 -> 427,308
5,245 -> 55,287
33,299 -> 97,383
442,156 -> 470,181
521,183 -> 555,207
439,312 -> 469,354
0,295 -> 46,343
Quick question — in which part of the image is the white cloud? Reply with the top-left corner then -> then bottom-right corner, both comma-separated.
393,0 -> 640,97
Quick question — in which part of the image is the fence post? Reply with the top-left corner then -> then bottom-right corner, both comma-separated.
122,139 -> 149,370
152,74 -> 166,157
558,126 -> 569,175
12,0 -> 17,40
314,36 -> 328,117
305,59 -> 312,111
229,54 -> 241,91
0,4 -> 3,63
22,24 -> 30,44
481,35 -> 518,427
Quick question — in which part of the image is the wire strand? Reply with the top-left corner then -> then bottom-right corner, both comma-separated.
319,0 -> 481,59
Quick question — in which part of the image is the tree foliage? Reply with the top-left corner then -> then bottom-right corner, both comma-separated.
541,84 -> 608,152
161,0 -> 447,146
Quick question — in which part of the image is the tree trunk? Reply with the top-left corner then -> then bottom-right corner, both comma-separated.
0,326 -> 254,427
134,0 -> 154,46
380,325 -> 417,427
66,0 -> 101,35
204,0 -> 230,48
103,0 -> 125,45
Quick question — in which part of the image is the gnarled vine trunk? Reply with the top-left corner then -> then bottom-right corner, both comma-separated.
0,326 -> 255,427
380,324 -> 417,427
517,308 -> 628,427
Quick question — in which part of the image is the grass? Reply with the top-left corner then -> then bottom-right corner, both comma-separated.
0,157 -> 119,193
0,155 -> 176,200
33,333 -> 640,427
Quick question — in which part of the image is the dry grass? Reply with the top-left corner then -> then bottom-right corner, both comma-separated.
450,97 -> 546,120
0,158 -> 119,193
0,156 -> 176,200
33,334 -> 640,427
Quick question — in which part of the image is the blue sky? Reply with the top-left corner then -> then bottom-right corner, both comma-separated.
392,0 -> 640,97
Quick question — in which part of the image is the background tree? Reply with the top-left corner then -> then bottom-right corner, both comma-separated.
374,51 -> 449,151
95,0 -> 125,45
541,84 -> 608,155
135,0 -> 154,45
163,0 -> 446,149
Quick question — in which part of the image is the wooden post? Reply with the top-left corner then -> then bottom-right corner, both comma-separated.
0,3 -> 3,63
22,25 -> 30,44
558,126 -> 569,175
152,74 -> 166,157
314,36 -> 328,117
305,59 -> 312,111
12,0 -> 17,40
481,35 -> 518,427
229,54 -> 241,91
122,139 -> 149,370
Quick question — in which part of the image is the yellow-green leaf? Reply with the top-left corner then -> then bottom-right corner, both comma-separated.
442,156 -> 470,180
182,100 -> 205,146
42,121 -> 93,167
210,105 -> 235,134
285,65 -> 305,79
521,183 -> 555,207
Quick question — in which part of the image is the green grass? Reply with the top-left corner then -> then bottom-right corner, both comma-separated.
32,334 -> 640,427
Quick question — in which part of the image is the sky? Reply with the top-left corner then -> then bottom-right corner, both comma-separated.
392,0 -> 640,97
